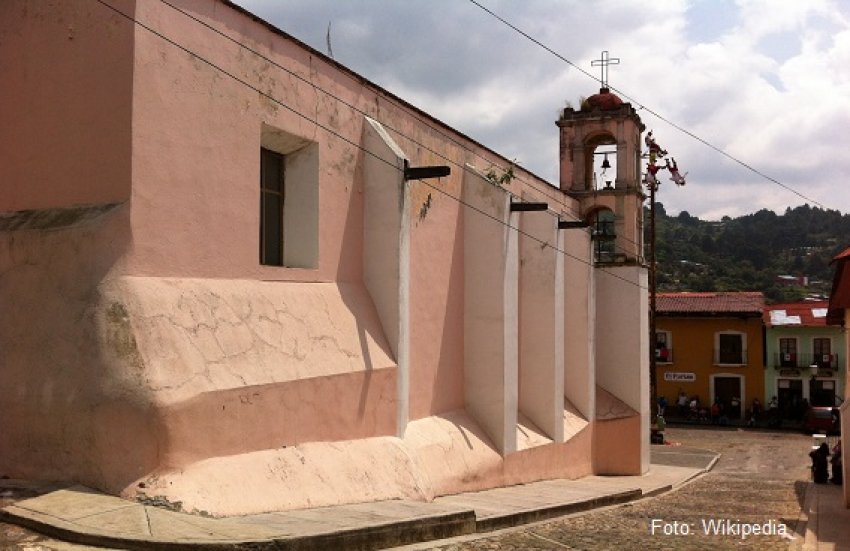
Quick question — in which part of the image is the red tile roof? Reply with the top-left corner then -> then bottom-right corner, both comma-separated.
832,247 -> 850,263
763,300 -> 831,327
657,292 -> 764,315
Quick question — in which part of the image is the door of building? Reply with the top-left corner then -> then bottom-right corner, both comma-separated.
778,378 -> 803,419
810,379 -> 836,407
714,376 -> 743,419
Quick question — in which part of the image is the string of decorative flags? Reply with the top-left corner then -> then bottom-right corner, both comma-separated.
643,130 -> 687,190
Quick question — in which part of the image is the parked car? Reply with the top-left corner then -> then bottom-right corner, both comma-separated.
803,406 -> 839,434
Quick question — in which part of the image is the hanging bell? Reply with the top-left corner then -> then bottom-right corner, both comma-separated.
600,153 -> 611,170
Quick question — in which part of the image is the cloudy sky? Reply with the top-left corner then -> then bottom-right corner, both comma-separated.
232,0 -> 850,220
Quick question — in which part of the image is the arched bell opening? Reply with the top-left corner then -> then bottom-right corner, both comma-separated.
583,132 -> 617,192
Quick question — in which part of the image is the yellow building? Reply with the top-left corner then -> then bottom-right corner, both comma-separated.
655,292 -> 765,421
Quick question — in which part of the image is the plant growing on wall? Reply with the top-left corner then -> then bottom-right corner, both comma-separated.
485,160 -> 516,187
418,193 -> 432,222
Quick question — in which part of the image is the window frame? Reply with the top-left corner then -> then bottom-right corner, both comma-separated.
813,337 -> 833,368
813,337 -> 832,357
260,147 -> 285,267
655,330 -> 673,364
715,331 -> 746,366
258,123 -> 319,270
778,336 -> 798,367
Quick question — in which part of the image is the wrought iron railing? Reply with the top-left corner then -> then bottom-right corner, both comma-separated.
771,352 -> 842,370
655,347 -> 673,363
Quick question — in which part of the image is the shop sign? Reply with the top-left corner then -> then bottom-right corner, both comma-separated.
779,369 -> 800,377
664,372 -> 696,382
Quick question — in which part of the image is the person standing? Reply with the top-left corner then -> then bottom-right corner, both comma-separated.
811,443 -> 830,484
657,395 -> 668,417
677,391 -> 689,417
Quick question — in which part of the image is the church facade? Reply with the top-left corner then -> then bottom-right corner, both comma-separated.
0,0 -> 648,516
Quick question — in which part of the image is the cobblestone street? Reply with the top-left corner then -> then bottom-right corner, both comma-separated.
403,426 -> 813,550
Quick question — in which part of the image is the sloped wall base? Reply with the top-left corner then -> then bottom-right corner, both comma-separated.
129,409 -> 594,517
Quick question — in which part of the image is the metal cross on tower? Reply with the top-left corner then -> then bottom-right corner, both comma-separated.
591,50 -> 620,89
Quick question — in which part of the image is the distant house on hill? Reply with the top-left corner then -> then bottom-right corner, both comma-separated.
776,275 -> 809,287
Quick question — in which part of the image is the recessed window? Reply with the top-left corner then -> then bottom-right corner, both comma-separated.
814,338 -> 832,368
260,147 -> 284,266
655,330 -> 672,363
716,332 -> 745,365
259,124 -> 318,269
778,337 -> 797,367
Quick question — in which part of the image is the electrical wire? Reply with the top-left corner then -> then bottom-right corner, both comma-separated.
156,0 -> 575,215
96,0 -> 745,315
466,0 -> 828,210
91,0 -> 654,293
154,0 -> 650,259
91,0 -> 755,313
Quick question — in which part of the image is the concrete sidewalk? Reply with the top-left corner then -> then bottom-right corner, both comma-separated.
1,447 -> 718,550
797,480 -> 850,551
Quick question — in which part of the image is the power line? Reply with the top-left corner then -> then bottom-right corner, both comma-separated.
466,0 -> 828,211
94,0 -> 741,314
153,0 -> 647,258
92,0 -> 727,315
91,0 -> 653,293
154,0 -> 574,216
157,0 -> 825,304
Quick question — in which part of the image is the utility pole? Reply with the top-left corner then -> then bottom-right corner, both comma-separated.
643,139 -> 685,423
649,181 -> 657,420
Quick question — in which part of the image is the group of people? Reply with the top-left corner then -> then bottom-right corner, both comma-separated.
662,392 -> 750,424
810,440 -> 843,485
658,391 -> 787,428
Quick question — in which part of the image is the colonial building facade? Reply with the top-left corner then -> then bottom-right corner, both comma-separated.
764,301 -> 845,418
0,0 -> 648,516
655,292 -> 765,420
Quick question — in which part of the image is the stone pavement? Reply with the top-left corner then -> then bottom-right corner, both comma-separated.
1,447 -> 716,550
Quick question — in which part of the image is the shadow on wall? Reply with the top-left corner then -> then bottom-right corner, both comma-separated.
339,140 -> 396,422
0,203 -> 159,493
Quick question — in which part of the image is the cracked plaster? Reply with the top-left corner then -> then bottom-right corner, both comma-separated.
106,276 -> 396,404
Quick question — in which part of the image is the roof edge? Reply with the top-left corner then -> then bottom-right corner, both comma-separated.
217,0 -> 556,188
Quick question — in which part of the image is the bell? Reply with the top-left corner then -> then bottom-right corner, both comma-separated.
600,154 -> 611,170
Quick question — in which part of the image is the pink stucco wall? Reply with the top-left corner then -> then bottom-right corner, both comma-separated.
593,417 -> 643,475
124,0 -> 477,420
0,0 -> 134,212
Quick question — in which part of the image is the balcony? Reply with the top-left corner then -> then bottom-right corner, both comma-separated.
771,353 -> 843,371
774,352 -> 801,368
655,347 -> 673,364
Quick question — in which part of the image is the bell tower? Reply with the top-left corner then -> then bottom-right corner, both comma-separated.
556,87 -> 645,264
555,54 -> 651,476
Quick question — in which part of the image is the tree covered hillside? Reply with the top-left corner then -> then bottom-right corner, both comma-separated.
647,204 -> 850,303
